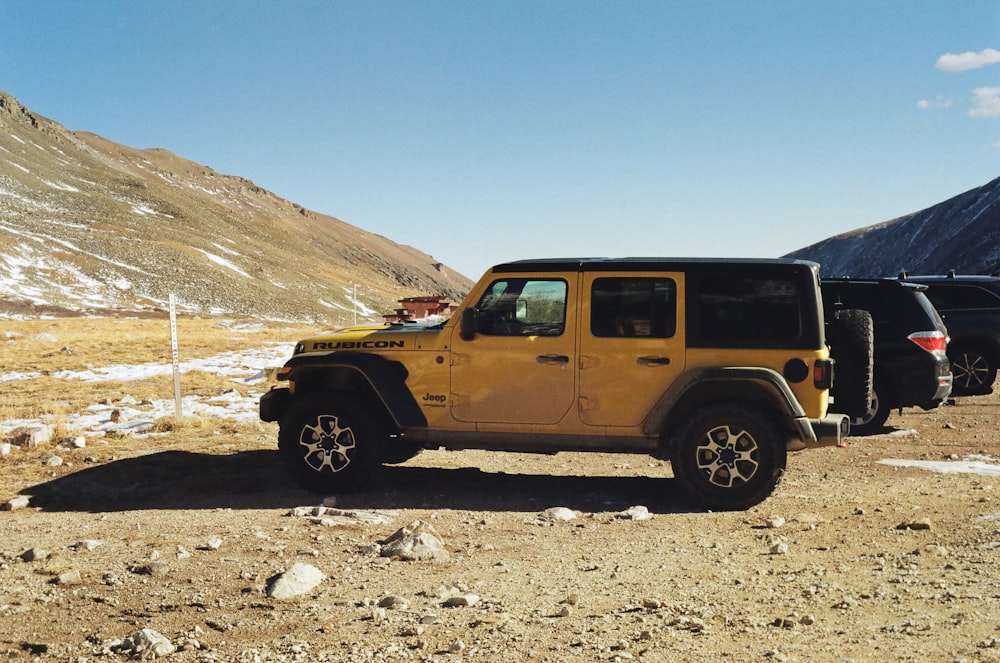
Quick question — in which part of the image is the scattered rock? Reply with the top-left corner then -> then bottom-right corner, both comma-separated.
542,506 -> 577,522
289,505 -> 394,526
7,426 -> 52,448
20,547 -> 49,562
202,536 -> 224,550
2,495 -> 30,511
133,561 -> 170,576
58,436 -> 87,449
114,628 -> 176,659
378,595 -> 409,610
56,568 -> 83,585
380,520 -> 449,562
443,594 -> 480,607
266,562 -> 326,600
617,505 -> 652,520
897,518 -> 933,531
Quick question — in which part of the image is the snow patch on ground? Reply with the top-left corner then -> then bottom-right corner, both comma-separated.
879,455 -> 1000,477
0,342 -> 294,438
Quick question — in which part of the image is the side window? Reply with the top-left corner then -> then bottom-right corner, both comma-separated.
591,278 -> 676,338
475,278 -> 567,336
923,285 -> 1000,310
696,276 -> 802,345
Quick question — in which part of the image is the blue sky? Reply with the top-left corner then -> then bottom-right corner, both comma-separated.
3,1 -> 998,279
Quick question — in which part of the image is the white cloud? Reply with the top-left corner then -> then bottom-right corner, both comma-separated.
916,96 -> 953,110
935,47 -> 1000,73
969,87 -> 1000,118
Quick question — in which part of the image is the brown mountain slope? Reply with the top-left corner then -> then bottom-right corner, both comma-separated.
0,90 -> 472,322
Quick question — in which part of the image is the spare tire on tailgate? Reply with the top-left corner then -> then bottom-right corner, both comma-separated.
827,308 -> 874,420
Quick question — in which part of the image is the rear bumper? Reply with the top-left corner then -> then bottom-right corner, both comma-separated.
790,413 -> 850,450
884,353 -> 953,408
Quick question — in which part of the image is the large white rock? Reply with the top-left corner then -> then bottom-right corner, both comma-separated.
266,562 -> 326,600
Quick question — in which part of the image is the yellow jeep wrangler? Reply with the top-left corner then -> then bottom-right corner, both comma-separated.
261,258 -> 850,510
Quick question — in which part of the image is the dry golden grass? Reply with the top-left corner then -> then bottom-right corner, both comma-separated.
1,316 -> 320,437
1,317 -> 318,374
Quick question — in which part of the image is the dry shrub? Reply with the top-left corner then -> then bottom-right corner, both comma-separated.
149,415 -> 211,433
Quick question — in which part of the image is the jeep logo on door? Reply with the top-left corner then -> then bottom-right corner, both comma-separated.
422,393 -> 447,407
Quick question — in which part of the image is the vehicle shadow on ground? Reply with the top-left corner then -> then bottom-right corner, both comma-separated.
21,450 -> 695,514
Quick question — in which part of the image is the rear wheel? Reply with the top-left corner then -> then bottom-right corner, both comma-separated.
949,344 -> 996,395
278,393 -> 380,493
669,403 -> 786,511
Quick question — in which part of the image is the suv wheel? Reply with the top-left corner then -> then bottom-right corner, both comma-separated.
278,394 -> 380,493
949,343 -> 997,395
669,403 -> 787,511
827,309 -> 875,418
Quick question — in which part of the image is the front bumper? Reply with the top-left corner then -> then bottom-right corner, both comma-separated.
259,387 -> 291,423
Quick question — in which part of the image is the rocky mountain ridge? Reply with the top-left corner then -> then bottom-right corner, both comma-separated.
0,90 -> 472,323
786,176 -> 1000,278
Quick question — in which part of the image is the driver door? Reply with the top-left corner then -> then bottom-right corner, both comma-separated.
451,274 -> 577,424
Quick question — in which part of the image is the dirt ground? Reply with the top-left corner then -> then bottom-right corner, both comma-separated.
2,393 -> 999,662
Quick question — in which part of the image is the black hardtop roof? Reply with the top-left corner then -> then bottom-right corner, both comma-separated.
822,277 -> 927,291
492,257 -> 819,273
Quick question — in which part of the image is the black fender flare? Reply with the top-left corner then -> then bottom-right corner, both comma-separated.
642,366 -> 804,437
281,352 -> 427,428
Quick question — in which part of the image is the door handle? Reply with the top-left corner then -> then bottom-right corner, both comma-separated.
637,356 -> 671,366
537,354 -> 570,365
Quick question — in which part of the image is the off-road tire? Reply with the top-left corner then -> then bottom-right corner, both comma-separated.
949,343 -> 997,396
827,308 -> 874,418
278,393 -> 380,493
847,378 -> 892,436
669,403 -> 787,511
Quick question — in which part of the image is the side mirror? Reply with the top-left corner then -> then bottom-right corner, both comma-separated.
460,308 -> 479,341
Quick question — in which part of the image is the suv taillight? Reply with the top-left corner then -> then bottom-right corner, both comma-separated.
908,330 -> 948,355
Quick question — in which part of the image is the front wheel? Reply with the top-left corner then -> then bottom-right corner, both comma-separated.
669,403 -> 786,511
278,394 -> 380,493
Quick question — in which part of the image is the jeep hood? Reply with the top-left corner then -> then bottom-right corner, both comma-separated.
293,321 -> 444,355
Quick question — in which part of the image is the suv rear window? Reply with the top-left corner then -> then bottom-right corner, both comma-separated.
691,275 -> 803,346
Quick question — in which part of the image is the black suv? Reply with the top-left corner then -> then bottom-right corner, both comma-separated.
898,273 -> 1000,395
821,278 -> 952,435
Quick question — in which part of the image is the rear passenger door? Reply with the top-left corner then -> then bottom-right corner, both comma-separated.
578,272 -> 685,427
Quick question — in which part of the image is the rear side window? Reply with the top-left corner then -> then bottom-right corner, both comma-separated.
692,275 -> 803,346
590,277 -> 677,338
922,285 -> 1000,311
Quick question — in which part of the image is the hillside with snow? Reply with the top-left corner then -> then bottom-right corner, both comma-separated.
786,176 -> 1000,278
0,90 -> 472,322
